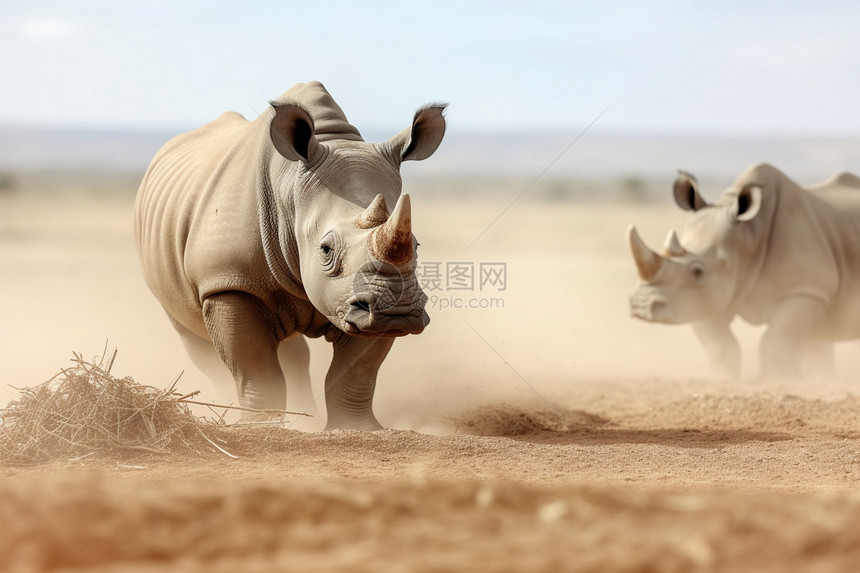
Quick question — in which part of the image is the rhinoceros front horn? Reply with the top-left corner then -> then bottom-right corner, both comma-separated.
627,225 -> 664,281
355,194 -> 391,229
369,194 -> 413,266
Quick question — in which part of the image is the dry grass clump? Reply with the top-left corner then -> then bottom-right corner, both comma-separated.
0,350 -> 229,464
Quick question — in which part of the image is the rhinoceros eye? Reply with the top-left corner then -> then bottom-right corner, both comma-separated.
318,232 -> 342,276
689,262 -> 705,282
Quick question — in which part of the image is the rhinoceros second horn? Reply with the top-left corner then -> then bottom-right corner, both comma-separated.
355,194 -> 391,229
662,229 -> 686,257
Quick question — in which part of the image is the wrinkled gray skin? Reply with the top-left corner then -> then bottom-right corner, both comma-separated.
134,82 -> 446,429
628,163 -> 860,380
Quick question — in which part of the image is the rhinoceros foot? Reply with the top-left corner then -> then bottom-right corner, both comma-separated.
324,414 -> 384,432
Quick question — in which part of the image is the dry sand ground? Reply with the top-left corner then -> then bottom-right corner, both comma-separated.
3,189 -> 860,572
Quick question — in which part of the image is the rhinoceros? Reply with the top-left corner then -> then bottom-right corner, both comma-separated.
627,162 -> 860,379
134,81 -> 446,429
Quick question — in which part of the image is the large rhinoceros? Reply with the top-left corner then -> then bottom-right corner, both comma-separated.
627,163 -> 860,379
134,81 -> 446,429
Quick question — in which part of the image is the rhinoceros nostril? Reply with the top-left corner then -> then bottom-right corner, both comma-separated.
650,300 -> 668,317
351,299 -> 371,313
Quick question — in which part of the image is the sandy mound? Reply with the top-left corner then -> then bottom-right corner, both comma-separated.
635,393 -> 860,437
452,403 -> 611,436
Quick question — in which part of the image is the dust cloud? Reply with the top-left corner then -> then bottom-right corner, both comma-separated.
0,193 -> 698,426
2,189 -> 858,431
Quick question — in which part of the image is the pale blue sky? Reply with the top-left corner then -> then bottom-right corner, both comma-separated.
1,1 -> 858,135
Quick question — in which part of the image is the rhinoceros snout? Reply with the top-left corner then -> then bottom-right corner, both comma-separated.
629,291 -> 670,323
340,292 -> 429,337
342,262 -> 430,336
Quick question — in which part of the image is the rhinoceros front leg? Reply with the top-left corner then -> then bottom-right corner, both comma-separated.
202,292 -> 286,413
323,333 -> 394,431
692,314 -> 741,379
759,296 -> 827,380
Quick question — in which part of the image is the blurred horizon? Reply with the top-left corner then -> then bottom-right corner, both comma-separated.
1,122 -> 857,204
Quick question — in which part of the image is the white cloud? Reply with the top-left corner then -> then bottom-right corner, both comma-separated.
20,19 -> 79,41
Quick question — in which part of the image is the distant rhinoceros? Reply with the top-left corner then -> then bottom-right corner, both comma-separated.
134,81 -> 446,429
627,163 -> 860,379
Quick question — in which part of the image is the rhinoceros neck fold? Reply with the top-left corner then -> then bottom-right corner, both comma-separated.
258,149 -> 307,300
310,112 -> 363,143
728,173 -> 781,305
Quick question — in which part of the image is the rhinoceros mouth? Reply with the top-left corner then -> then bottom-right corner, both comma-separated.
340,293 -> 430,337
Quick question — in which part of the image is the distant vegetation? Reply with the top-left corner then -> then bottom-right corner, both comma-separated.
1,168 -> 666,204
0,172 -> 16,194
0,169 -> 143,197
403,174 -> 664,203
620,175 -> 648,202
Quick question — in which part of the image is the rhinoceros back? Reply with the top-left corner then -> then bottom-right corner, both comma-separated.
134,110 -> 274,339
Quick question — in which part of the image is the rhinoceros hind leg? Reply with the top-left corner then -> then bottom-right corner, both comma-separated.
169,317 -> 235,403
278,335 -> 316,416
802,339 -> 835,381
759,296 -> 827,381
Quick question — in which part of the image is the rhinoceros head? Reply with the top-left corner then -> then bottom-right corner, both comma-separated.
628,171 -> 763,324
267,99 -> 446,337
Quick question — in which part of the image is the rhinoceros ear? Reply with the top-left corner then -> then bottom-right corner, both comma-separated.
269,101 -> 320,163
673,170 -> 708,211
732,183 -> 763,222
390,103 -> 447,162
